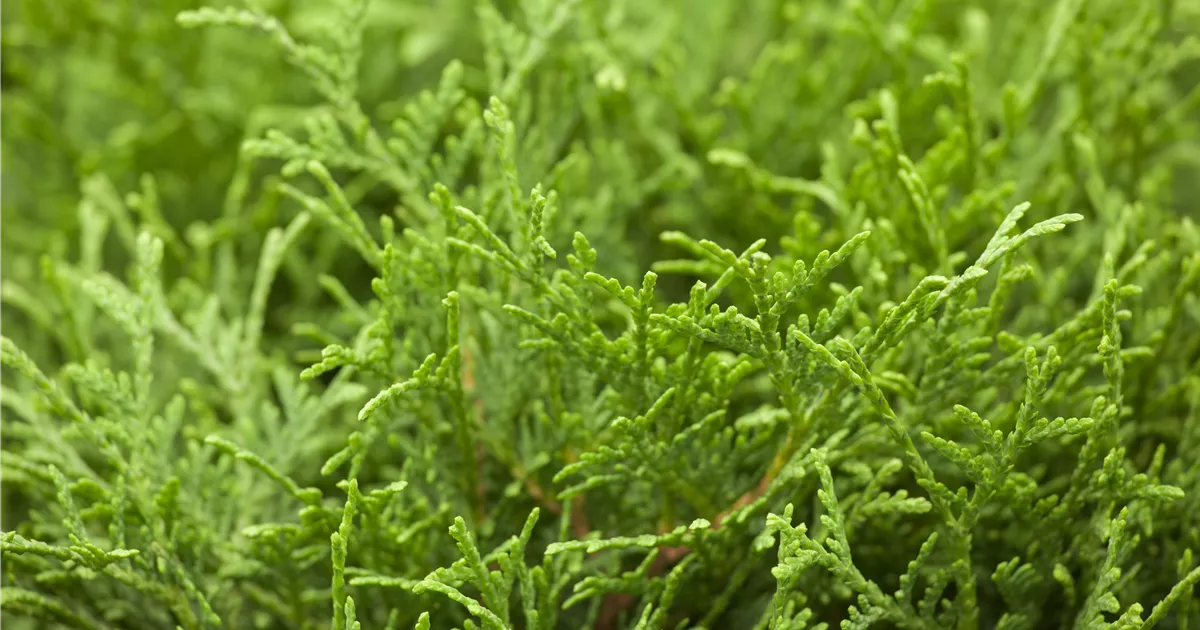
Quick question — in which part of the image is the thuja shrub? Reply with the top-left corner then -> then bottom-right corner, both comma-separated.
3,0 -> 1200,628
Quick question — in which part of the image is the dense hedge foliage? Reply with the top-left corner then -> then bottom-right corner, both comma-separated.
3,0 -> 1199,629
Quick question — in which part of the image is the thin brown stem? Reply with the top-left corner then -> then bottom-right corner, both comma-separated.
593,464 -> 777,629
461,345 -> 487,524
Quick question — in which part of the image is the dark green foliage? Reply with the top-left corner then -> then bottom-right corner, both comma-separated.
3,0 -> 1200,629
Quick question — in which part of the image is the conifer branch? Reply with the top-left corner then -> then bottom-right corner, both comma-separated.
5,1 -> 1200,629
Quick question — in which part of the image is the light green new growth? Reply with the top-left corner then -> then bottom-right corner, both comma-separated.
2,0 -> 1199,629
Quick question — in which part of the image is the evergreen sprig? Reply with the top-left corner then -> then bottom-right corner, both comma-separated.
3,0 -> 1199,628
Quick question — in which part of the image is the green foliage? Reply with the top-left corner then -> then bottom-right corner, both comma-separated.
3,0 -> 1200,628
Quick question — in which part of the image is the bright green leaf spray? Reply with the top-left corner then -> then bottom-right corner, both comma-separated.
3,0 -> 1199,629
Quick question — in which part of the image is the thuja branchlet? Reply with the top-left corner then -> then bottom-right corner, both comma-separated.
2,0 -> 1199,629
